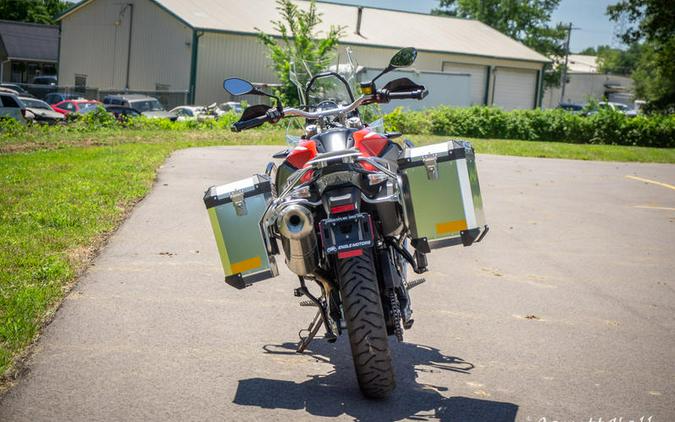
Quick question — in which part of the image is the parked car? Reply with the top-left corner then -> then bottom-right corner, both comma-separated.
105,105 -> 141,120
558,102 -> 584,113
19,96 -> 64,124
0,87 -> 21,96
625,100 -> 646,117
45,92 -> 84,105
31,75 -> 57,86
0,92 -> 27,123
102,94 -> 177,120
169,105 -> 214,121
0,83 -> 33,97
599,101 -> 629,113
584,101 -> 632,116
217,101 -> 243,114
52,99 -> 101,115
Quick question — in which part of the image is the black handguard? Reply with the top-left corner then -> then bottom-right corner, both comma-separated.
230,108 -> 284,132
231,115 -> 270,132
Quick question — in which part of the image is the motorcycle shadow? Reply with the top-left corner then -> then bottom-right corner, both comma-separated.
232,338 -> 518,421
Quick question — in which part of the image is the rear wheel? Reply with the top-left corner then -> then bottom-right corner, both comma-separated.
338,249 -> 395,398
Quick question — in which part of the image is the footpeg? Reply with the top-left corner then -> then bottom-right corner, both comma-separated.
406,277 -> 426,289
299,299 -> 317,307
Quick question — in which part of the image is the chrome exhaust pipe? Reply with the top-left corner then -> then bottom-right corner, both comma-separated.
277,204 -> 318,275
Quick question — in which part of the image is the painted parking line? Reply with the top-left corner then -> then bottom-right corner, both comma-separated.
625,175 -> 675,191
633,205 -> 675,211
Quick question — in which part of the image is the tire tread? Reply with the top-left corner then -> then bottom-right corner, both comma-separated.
338,249 -> 395,398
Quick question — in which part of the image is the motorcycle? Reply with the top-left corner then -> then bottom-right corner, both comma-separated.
204,47 -> 487,399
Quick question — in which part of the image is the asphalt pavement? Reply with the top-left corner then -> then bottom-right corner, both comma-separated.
1,146 -> 674,421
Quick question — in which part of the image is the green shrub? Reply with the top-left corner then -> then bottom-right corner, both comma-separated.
0,110 -> 247,142
2,105 -> 673,148
383,106 -> 675,148
0,117 -> 27,139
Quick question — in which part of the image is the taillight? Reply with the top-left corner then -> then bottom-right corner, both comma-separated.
330,203 -> 356,214
337,249 -> 363,259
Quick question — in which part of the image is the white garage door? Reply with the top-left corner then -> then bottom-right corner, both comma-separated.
493,68 -> 537,110
442,62 -> 487,106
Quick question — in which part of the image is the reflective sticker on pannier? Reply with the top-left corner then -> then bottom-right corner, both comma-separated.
436,220 -> 468,235
231,256 -> 263,274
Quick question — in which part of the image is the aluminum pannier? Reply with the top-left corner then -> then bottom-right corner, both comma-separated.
203,174 -> 278,289
398,140 -> 488,252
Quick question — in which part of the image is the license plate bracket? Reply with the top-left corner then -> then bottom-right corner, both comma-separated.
319,213 -> 374,255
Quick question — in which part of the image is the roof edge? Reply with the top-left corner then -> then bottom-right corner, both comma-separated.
55,0 -> 91,21
150,0 -> 194,29
0,19 -> 58,29
57,0 -> 194,29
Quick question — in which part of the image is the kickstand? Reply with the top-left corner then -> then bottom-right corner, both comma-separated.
297,310 -> 323,353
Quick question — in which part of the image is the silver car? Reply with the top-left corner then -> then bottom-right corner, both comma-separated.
102,94 -> 177,120
0,93 -> 26,123
19,96 -> 65,124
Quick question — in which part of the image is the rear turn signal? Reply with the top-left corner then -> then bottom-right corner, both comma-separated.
367,172 -> 388,185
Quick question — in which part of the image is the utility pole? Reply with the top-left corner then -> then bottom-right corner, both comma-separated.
559,22 -> 573,105
124,3 -> 134,91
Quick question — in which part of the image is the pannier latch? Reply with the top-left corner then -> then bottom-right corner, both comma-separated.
231,190 -> 247,216
422,155 -> 439,180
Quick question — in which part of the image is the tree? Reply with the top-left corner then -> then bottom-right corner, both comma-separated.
256,0 -> 344,106
0,0 -> 70,25
578,44 -> 642,75
597,43 -> 642,75
607,0 -> 675,111
433,0 -> 567,87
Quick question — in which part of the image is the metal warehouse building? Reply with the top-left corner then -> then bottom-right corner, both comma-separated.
57,0 -> 550,110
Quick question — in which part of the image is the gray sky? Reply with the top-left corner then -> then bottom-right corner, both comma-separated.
323,0 -> 622,52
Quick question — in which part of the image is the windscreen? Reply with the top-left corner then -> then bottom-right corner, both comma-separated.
22,98 -> 50,109
285,47 -> 383,145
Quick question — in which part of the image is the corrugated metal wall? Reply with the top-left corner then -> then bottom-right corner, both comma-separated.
126,0 -> 192,91
59,0 -> 191,91
195,32 -> 276,105
195,36 -> 543,107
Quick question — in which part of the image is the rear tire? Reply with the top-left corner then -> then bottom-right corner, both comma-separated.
338,249 -> 395,398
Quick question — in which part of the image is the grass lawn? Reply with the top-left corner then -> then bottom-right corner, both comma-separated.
0,128 -> 673,380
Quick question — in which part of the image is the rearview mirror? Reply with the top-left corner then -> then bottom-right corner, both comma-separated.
389,47 -> 417,68
223,78 -> 255,96
367,47 -> 418,87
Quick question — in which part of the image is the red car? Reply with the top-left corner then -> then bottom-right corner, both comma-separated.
51,99 -> 101,115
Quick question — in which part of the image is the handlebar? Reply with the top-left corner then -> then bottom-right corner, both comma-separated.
231,87 -> 428,131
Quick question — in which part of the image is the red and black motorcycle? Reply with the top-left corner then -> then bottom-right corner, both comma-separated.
209,47 -> 486,398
